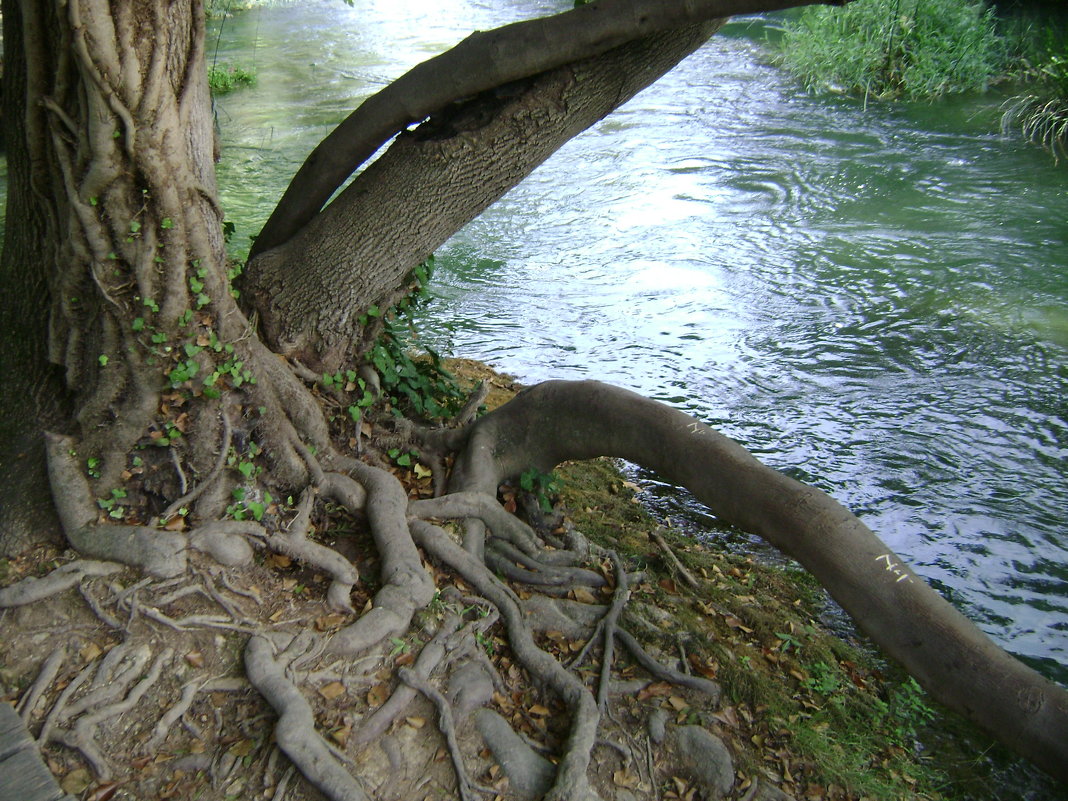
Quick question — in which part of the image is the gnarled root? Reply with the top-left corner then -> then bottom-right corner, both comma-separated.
0,560 -> 122,607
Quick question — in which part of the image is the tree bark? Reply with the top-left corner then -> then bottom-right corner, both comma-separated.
0,0 -> 71,554
243,22 -> 723,372
0,0 -> 234,552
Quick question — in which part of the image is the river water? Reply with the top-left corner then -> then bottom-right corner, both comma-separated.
14,0 -> 1062,683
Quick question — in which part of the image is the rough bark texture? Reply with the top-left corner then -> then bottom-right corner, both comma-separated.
0,0 -> 73,554
0,0 -> 317,553
243,22 -> 723,372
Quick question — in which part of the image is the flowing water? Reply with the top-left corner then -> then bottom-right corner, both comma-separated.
7,1 -> 1066,686
210,1 -> 1068,684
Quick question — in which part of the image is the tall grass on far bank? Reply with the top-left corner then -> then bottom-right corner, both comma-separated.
1000,25 -> 1068,162
776,0 -> 1002,101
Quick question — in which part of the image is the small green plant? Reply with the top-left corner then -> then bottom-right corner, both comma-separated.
802,660 -> 841,695
519,468 -> 562,514
227,488 -> 273,521
96,488 -> 128,520
86,457 -> 101,479
775,630 -> 803,653
364,257 -> 467,421
881,676 -> 936,747
475,630 -> 495,656
387,448 -> 419,468
207,63 -> 257,95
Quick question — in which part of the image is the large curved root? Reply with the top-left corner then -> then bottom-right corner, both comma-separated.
325,460 -> 436,656
455,379 -> 1068,782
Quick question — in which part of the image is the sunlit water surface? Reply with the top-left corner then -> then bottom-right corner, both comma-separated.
209,1 -> 1064,685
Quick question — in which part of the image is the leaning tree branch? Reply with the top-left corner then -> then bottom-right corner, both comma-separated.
252,0 -> 853,256
244,23 -> 720,371
451,380 -> 1068,783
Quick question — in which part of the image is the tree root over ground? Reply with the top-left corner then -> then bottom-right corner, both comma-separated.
2,378 -> 1066,801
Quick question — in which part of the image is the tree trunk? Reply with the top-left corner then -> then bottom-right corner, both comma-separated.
0,0 -> 70,554
243,23 -> 723,373
0,0 -> 239,552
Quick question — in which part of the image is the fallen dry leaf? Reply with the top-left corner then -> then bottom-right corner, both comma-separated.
570,586 -> 597,604
267,553 -> 292,569
229,739 -> 254,757
314,613 -> 347,631
162,516 -> 186,531
331,725 -> 351,746
636,681 -> 674,701
60,768 -> 92,795
185,650 -> 204,668
319,681 -> 346,701
367,682 -> 390,707
659,578 -> 679,595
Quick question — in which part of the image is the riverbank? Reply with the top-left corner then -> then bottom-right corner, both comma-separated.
0,358 -> 1062,801
443,359 -> 1062,801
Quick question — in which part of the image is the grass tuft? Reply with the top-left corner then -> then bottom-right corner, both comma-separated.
775,0 -> 1002,101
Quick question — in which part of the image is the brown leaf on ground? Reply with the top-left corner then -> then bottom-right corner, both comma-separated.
319,681 -> 346,701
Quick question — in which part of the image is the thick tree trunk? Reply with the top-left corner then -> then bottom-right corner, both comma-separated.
243,23 -> 723,372
251,0 -> 853,257
0,0 -> 237,551
0,0 -> 70,554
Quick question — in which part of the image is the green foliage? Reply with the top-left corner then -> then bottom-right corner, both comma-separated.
777,0 -> 1002,100
97,488 -> 128,521
881,676 -> 937,748
366,257 -> 466,421
1001,25 -> 1068,162
519,467 -> 562,513
208,63 -> 257,95
387,448 -> 419,468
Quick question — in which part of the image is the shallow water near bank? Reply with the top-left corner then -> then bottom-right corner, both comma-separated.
209,2 -> 1068,683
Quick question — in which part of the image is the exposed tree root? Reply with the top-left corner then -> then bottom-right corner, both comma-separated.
12,375 -> 1066,800
325,458 -> 436,656
52,648 -> 173,779
454,380 -> 1068,781
398,666 -> 491,801
410,519 -> 603,801
244,634 -> 370,801
0,559 -> 122,607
